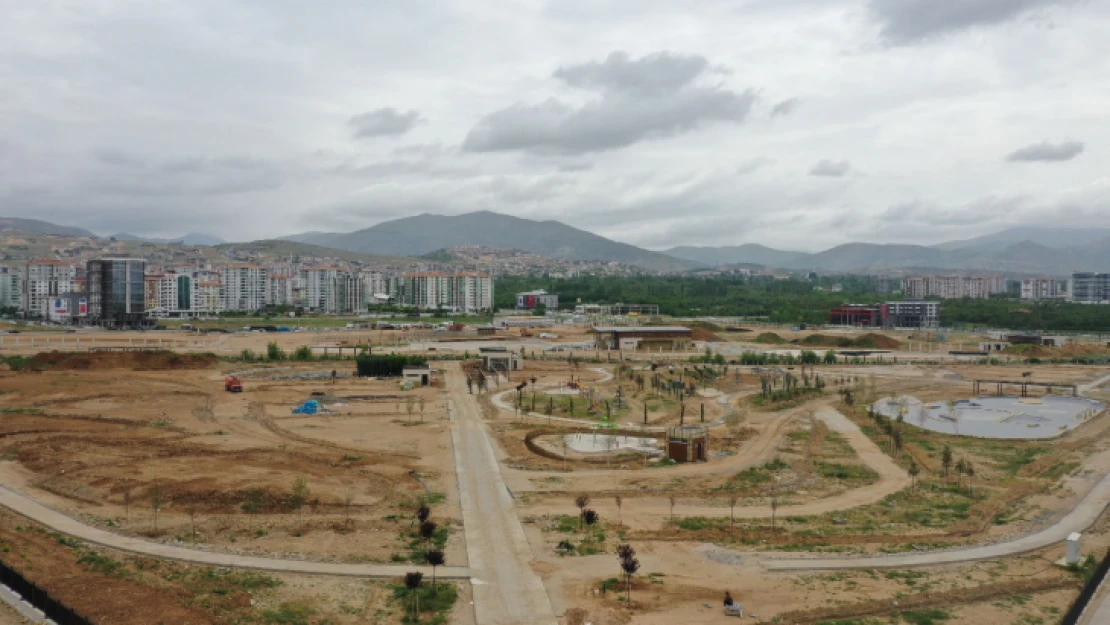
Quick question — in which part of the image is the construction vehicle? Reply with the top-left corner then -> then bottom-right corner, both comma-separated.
224,376 -> 243,392
520,328 -> 533,337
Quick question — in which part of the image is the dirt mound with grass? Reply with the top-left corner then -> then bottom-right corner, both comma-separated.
793,333 -> 902,349
690,327 -> 722,342
753,332 -> 788,344
25,350 -> 218,371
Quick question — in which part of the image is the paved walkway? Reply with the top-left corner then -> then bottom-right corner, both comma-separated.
762,460 -> 1110,571
0,485 -> 470,579
448,365 -> 558,624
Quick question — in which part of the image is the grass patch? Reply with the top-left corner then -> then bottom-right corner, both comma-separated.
391,582 -> 458,625
815,461 -> 879,483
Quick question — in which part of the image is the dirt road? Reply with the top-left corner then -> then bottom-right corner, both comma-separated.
447,364 -> 558,624
0,484 -> 470,579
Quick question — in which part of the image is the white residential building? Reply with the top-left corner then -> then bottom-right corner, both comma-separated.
299,267 -> 363,313
1069,272 -> 1110,304
22,260 -> 77,317
903,275 -> 1005,300
221,264 -> 268,312
193,281 -> 225,314
397,272 -> 493,313
267,274 -> 295,307
360,271 -> 390,306
1020,278 -> 1067,301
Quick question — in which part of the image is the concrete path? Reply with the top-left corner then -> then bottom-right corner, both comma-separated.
448,365 -> 558,625
762,463 -> 1110,571
0,484 -> 470,579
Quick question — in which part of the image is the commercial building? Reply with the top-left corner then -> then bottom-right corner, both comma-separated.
593,326 -> 692,351
43,292 -> 88,324
829,304 -> 882,327
0,268 -> 21,310
222,264 -> 268,312
1069,272 -> 1110,304
574,303 -> 659,317
396,272 -> 492,313
515,290 -> 558,311
21,259 -> 77,317
300,267 -> 363,314
882,301 -> 939,329
904,275 -> 1004,300
86,258 -> 146,327
1020,278 -> 1067,301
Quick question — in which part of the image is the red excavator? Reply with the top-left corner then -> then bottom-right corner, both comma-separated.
225,376 -> 243,392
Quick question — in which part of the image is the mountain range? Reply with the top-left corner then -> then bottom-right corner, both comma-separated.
282,211 -> 700,272
664,227 -> 1110,275
109,232 -> 226,246
5,212 -> 1110,275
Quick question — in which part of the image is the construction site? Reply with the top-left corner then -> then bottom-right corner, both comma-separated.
1,323 -> 1110,624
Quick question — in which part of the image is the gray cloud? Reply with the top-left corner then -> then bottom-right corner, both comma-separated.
870,0 -> 1072,43
552,51 -> 712,95
1006,140 -> 1085,162
770,98 -> 800,117
736,157 -> 774,176
809,159 -> 852,177
462,51 -> 755,155
348,108 -> 422,138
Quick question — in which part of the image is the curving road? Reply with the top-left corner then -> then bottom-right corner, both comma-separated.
0,483 -> 470,579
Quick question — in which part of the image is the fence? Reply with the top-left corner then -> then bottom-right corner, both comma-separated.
0,559 -> 95,625
1061,548 -> 1110,625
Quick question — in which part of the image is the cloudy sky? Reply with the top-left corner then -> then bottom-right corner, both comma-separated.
1,0 -> 1107,251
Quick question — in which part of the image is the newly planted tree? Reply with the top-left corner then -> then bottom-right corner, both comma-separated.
416,504 -> 431,524
186,505 -> 198,539
941,445 -> 953,479
419,520 -> 438,545
424,550 -> 445,590
290,476 -> 309,524
668,494 -> 676,520
404,571 -> 424,621
908,460 -> 920,493
575,495 -> 590,530
148,483 -> 164,533
728,493 -> 740,530
614,495 -> 623,525
582,509 -> 599,528
241,489 -> 264,530
620,551 -> 640,605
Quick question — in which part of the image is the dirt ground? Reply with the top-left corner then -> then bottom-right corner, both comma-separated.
2,342 -> 1108,624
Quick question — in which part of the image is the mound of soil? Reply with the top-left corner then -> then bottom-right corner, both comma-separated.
26,350 -> 218,371
691,327 -> 722,342
856,333 -> 903,349
792,333 -> 902,349
754,332 -> 788,345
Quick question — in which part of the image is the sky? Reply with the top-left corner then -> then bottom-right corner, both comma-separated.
1,0 -> 1108,252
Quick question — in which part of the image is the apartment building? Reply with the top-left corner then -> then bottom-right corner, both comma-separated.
361,271 -> 390,306
903,275 -> 1004,300
222,264 -> 268,312
86,258 -> 146,327
267,274 -> 295,307
1020,278 -> 1067,301
193,281 -> 225,313
299,267 -> 363,313
1069,272 -> 1110,304
22,259 -> 77,317
396,272 -> 493,313
0,268 -> 21,310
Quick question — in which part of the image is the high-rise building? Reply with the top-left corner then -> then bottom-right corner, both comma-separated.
193,280 -> 224,313
22,259 -> 77,317
1069,272 -> 1110,304
222,264 -> 268,311
267,274 -> 295,307
903,275 -> 1005,300
397,273 -> 493,313
1020,278 -> 1067,301
361,271 -> 390,307
0,268 -> 21,310
86,258 -> 146,327
299,267 -> 363,313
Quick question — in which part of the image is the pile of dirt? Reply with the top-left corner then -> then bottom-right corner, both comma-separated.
25,350 -> 218,371
691,327 -> 722,342
753,332 -> 787,345
792,333 -> 902,349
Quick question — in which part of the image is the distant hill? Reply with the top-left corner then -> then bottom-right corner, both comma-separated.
664,243 -> 808,268
286,211 -> 702,272
215,239 -> 429,266
109,232 -> 226,246
933,227 -> 1110,252
0,217 -> 96,238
